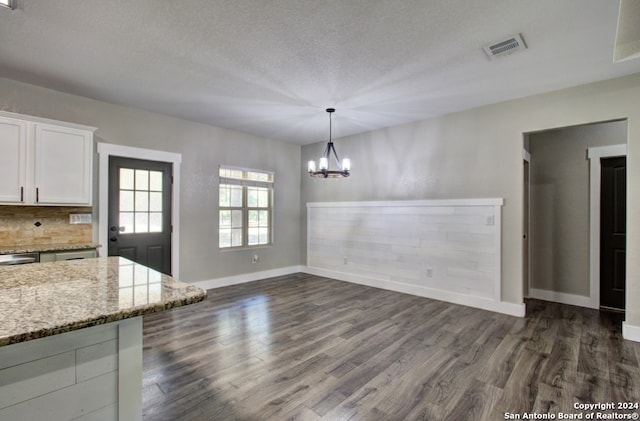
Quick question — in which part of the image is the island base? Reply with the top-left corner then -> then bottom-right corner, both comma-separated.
0,317 -> 142,421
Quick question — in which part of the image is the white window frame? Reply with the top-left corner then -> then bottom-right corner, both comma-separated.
219,165 -> 274,249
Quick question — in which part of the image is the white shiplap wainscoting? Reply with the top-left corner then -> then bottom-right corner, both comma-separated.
306,199 -> 523,316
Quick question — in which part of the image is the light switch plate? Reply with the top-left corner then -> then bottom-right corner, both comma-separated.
70,213 -> 92,224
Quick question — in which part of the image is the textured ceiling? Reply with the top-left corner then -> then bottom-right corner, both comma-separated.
1,0 -> 639,145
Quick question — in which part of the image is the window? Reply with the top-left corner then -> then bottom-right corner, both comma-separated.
219,166 -> 274,249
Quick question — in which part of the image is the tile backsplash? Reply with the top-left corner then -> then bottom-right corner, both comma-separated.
0,206 -> 93,247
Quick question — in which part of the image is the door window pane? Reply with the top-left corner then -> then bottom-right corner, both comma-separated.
135,191 -> 149,212
119,167 -> 165,235
149,171 -> 163,191
120,191 -> 134,212
120,212 -> 134,234
135,170 -> 149,190
149,192 -> 162,212
135,213 -> 149,233
120,168 -> 134,190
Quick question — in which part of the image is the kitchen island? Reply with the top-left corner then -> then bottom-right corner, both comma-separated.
0,256 -> 206,420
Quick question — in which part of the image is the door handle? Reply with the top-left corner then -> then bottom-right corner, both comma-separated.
110,226 -> 125,232
110,237 -> 118,242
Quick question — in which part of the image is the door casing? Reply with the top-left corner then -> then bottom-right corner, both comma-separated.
587,144 -> 627,309
98,143 -> 182,278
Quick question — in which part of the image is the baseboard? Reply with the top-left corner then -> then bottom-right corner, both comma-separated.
528,288 -> 597,309
623,322 -> 640,343
191,264 -> 526,317
303,266 -> 525,317
192,265 -> 304,290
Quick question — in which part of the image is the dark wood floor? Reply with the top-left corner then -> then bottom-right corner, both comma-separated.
142,273 -> 640,421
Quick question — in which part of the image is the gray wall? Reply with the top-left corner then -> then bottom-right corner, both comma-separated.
301,72 -> 640,327
528,121 -> 627,296
0,78 -> 301,283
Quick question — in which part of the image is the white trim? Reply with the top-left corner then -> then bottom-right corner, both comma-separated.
97,143 -> 182,278
528,288 -> 597,309
192,266 -> 304,290
303,266 -> 525,317
622,322 -> 640,343
307,198 -> 503,209
0,110 -> 97,132
587,144 -> 626,309
191,264 -> 525,317
219,164 -> 275,176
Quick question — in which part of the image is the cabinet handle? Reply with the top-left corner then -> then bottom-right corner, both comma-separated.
20,186 -> 24,202
36,187 -> 39,203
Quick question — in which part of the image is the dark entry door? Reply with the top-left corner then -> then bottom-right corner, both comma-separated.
600,156 -> 626,310
108,156 -> 172,275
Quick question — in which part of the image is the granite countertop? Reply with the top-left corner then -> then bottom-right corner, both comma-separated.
0,256 -> 207,347
0,242 -> 101,255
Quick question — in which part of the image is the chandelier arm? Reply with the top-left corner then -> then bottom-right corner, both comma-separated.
322,142 -> 331,160
328,142 -> 342,170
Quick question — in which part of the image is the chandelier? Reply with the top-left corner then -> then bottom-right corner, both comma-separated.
307,108 -> 351,178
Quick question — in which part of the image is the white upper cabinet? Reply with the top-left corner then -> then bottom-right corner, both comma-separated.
0,111 -> 96,206
0,116 -> 27,203
34,124 -> 93,205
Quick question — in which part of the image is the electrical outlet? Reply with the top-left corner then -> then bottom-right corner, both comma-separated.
426,268 -> 433,277
70,213 -> 92,224
343,256 -> 348,265
252,254 -> 259,264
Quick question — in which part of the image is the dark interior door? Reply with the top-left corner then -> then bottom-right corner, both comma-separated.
108,156 -> 172,275
600,156 -> 626,310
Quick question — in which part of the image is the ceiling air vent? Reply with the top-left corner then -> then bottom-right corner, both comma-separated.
483,34 -> 527,60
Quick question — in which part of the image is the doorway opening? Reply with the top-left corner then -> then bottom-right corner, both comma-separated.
523,120 -> 627,310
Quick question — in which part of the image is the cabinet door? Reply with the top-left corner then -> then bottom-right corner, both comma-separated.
34,124 -> 93,205
0,117 -> 27,203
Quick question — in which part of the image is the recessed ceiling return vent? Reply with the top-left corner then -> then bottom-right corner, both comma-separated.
483,34 -> 527,60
